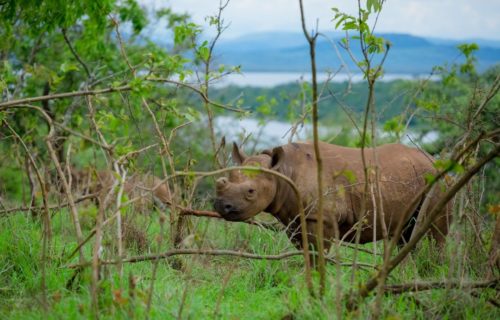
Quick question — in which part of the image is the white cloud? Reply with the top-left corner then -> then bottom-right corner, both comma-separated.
142,0 -> 500,40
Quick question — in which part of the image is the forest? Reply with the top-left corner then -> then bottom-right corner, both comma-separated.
0,0 -> 499,319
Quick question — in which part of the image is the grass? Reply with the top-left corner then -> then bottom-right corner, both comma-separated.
0,208 -> 498,319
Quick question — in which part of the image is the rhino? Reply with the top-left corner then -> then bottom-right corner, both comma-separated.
214,142 -> 450,250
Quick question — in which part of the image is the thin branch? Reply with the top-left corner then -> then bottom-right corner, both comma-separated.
61,28 -> 92,78
355,143 -> 500,305
152,164 -> 313,292
3,104 -> 86,262
2,119 -> 51,310
384,278 -> 500,294
0,192 -> 99,216
64,195 -> 146,262
299,0 -> 326,297
146,77 -> 246,113
472,73 -> 500,120
0,85 -> 132,109
64,248 -> 375,270
116,143 -> 159,165
111,16 -> 135,75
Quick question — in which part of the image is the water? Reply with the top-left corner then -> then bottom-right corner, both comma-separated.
214,116 -> 439,148
214,116 -> 315,147
210,72 -> 435,88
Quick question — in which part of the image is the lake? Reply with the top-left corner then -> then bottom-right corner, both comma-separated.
210,71 -> 436,88
214,116 -> 439,148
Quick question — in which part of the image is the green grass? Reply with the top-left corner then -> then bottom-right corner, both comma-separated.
1,210 -> 498,319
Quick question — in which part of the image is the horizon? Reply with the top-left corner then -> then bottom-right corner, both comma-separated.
216,30 -> 500,44
142,0 -> 500,42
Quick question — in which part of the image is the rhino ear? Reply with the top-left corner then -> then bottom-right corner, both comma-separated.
270,146 -> 285,170
232,142 -> 247,165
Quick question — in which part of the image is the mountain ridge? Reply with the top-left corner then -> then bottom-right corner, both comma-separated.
214,31 -> 500,73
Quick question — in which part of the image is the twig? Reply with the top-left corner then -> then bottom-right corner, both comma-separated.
384,278 -> 500,294
115,167 -> 128,277
61,28 -> 92,78
198,0 -> 231,169
64,196 -> 145,262
356,143 -> 500,305
111,16 -> 135,75
116,143 -> 159,165
299,0 -> 325,297
156,165 -> 314,292
472,74 -> 500,121
0,85 -> 132,109
145,212 -> 167,316
146,77 -> 246,113
3,119 -> 52,310
0,192 -> 99,216
6,104 -> 86,262
64,248 -> 374,269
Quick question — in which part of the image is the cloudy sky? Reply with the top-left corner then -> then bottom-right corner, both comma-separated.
143,0 -> 500,41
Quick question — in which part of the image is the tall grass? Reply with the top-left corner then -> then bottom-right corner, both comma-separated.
1,209 -> 498,319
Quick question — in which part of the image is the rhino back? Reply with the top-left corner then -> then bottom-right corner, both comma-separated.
279,142 -> 435,228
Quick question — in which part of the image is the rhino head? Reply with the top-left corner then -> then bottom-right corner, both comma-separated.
214,143 -> 285,221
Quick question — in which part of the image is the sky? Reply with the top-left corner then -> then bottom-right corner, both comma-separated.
141,0 -> 500,41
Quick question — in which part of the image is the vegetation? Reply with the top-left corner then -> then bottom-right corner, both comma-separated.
0,0 -> 498,319
1,212 -> 498,319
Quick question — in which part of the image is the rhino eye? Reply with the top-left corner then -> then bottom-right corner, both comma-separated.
247,188 -> 256,195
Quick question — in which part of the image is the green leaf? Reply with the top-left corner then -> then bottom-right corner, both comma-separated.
60,62 -> 80,73
198,45 -> 209,61
129,77 -> 145,93
339,169 -> 357,184
424,173 -> 436,184
367,0 -> 383,13
457,43 -> 479,58
416,99 -> 440,112
383,116 -> 404,136
343,21 -> 358,31
434,159 -> 464,174
118,0 -> 148,34
174,22 -> 201,47
184,107 -> 200,122
207,16 -> 219,26
242,165 -> 261,179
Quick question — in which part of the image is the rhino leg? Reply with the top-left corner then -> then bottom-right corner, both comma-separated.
420,181 -> 452,246
429,200 -> 452,246
398,211 -> 418,246
408,183 -> 452,247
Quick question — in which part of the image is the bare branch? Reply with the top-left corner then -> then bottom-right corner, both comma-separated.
0,192 -> 99,216
146,77 -> 246,113
64,248 -> 375,270
61,28 -> 92,78
355,143 -> 500,305
385,278 -> 500,294
298,0 -> 326,297
0,85 -> 131,109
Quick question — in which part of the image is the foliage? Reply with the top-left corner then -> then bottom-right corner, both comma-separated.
0,0 -> 227,180
407,51 -> 500,206
1,213 -> 498,319
0,0 -> 498,318
211,79 -> 414,122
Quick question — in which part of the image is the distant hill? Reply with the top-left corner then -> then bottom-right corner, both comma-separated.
214,32 -> 500,74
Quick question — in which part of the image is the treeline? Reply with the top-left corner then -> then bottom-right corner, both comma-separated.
209,65 -> 500,205
211,66 -> 499,127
